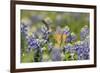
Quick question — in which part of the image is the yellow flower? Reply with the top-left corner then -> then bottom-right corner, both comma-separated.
53,33 -> 67,48
62,34 -> 67,42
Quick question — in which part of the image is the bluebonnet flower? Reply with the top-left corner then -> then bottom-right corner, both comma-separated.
26,35 -> 43,62
83,53 -> 89,59
80,25 -> 89,40
64,43 -> 77,60
63,26 -> 77,43
27,36 -> 40,50
74,40 -> 90,60
64,43 -> 73,52
63,26 -> 70,35
51,48 -> 61,61
21,23 -> 29,37
66,32 -> 77,43
64,44 -> 72,60
66,35 -> 72,43
82,43 -> 89,54
79,26 -> 90,59
40,26 -> 48,34
21,23 -> 27,32
43,31 -> 49,41
39,26 -> 50,41
33,26 -> 50,46
84,36 -> 90,48
74,41 -> 84,60
82,36 -> 90,59
75,43 -> 83,55
71,32 -> 77,42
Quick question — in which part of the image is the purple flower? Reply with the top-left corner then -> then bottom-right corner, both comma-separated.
80,25 -> 89,40
27,36 -> 40,49
64,43 -> 73,52
51,48 -> 61,61
21,23 -> 28,36
39,26 -> 50,41
66,32 -> 77,43
63,26 -> 77,43
63,26 -> 70,35
74,41 -> 90,60
71,32 -> 77,42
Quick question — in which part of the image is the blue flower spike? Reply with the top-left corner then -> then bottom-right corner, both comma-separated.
80,25 -> 89,40
71,32 -> 77,42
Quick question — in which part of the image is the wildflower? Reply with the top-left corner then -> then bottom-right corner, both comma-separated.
27,36 -> 40,49
80,25 -> 89,40
21,23 -> 29,38
64,43 -> 73,52
63,26 -> 77,43
51,48 -> 61,61
64,43 -> 77,60
74,40 -> 90,60
63,26 -> 70,35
